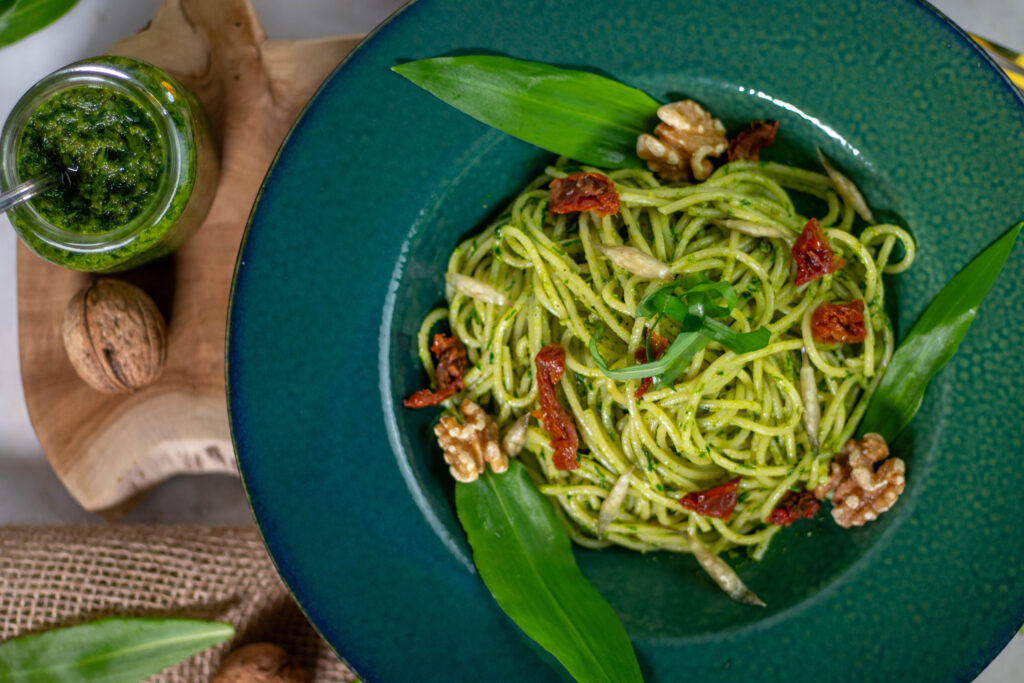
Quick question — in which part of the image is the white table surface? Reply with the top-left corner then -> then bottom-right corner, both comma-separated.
0,0 -> 1020,679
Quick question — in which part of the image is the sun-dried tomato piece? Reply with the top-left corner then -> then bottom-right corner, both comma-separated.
679,477 -> 740,519
432,334 -> 466,389
548,172 -> 620,217
403,333 -> 467,408
811,299 -> 867,344
634,330 -> 670,399
535,345 -> 580,470
403,386 -> 456,408
727,120 -> 779,162
768,490 -> 821,526
792,218 -> 845,286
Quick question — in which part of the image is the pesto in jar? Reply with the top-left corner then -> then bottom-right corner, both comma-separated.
2,56 -> 217,272
17,86 -> 165,234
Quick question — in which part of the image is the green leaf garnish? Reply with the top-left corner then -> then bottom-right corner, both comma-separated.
591,275 -> 770,388
456,461 -> 643,683
638,276 -> 769,352
0,0 -> 78,48
860,222 -> 1022,440
392,55 -> 659,168
0,618 -> 234,682
591,323 -> 710,387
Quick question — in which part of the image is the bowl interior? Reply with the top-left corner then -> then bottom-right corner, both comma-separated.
384,93 -> 927,637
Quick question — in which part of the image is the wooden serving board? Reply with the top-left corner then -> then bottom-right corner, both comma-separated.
16,0 -> 362,514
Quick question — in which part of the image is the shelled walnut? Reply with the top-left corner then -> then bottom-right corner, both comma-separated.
434,400 -> 508,482
815,433 -> 906,527
636,100 -> 728,181
61,279 -> 167,393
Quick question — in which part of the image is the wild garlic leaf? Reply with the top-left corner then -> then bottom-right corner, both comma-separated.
860,222 -> 1021,439
455,461 -> 643,683
392,55 -> 658,168
0,618 -> 234,682
0,0 -> 78,48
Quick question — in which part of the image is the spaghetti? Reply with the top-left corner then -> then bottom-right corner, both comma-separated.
416,156 -> 914,559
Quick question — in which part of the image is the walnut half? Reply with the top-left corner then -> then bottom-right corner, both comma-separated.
637,100 -> 728,182
814,433 -> 906,528
434,400 -> 508,482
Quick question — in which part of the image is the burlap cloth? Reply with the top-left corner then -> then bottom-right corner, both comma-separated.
0,525 -> 356,681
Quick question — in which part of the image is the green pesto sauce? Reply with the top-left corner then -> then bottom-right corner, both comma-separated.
17,86 -> 164,234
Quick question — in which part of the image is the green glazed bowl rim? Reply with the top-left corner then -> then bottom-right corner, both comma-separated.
228,1 -> 1024,681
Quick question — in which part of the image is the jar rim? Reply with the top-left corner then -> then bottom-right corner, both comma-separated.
0,57 -> 184,253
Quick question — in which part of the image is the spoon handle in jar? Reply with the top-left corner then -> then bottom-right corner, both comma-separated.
0,176 -> 56,215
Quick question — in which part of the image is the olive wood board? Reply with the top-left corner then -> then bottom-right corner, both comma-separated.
16,0 -> 363,515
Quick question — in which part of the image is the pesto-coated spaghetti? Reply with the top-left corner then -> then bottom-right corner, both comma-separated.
417,157 -> 914,559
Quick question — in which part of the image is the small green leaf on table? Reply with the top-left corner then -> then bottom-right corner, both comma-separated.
392,55 -> 658,169
0,617 -> 234,682
859,222 -> 1022,440
0,0 -> 79,48
456,460 -> 643,683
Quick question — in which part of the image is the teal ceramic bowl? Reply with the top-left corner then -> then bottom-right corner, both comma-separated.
227,0 -> 1024,680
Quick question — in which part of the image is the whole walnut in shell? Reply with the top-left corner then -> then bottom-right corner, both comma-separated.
61,279 -> 167,393
212,643 -> 311,683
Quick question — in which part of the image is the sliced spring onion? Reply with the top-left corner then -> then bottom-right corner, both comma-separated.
720,219 -> 793,241
800,348 -> 820,453
446,272 -> 509,306
501,414 -> 530,457
818,149 -> 875,224
596,244 -> 674,280
596,466 -> 635,537
687,535 -> 766,607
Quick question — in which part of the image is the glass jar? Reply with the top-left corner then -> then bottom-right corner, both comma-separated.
0,56 -> 218,272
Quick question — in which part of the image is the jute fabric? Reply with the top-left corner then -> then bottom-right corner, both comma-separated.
0,525 -> 355,681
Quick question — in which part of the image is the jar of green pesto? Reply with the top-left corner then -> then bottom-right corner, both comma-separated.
0,56 -> 218,272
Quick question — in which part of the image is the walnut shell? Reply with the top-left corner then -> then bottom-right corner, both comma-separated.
212,643 -> 311,683
61,279 -> 167,393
